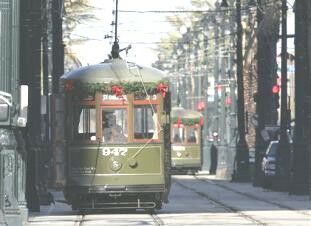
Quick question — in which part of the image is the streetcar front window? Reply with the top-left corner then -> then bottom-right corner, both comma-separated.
74,107 -> 96,141
102,108 -> 128,143
172,127 -> 185,144
134,105 -> 158,140
187,127 -> 198,144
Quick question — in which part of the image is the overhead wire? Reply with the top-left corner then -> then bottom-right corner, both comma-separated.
64,0 -> 285,70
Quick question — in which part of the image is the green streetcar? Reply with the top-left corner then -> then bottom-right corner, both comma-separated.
60,59 -> 171,211
171,107 -> 203,174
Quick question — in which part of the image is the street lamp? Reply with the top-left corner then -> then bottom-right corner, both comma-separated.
220,0 -> 250,181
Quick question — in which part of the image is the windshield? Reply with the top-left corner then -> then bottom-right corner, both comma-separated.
187,127 -> 198,144
102,108 -> 128,143
172,126 -> 198,144
267,142 -> 278,156
172,127 -> 185,143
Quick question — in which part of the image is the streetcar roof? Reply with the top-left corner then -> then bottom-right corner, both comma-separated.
171,107 -> 203,119
61,59 -> 167,83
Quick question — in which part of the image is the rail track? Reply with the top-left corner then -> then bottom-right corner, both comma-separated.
150,212 -> 164,225
73,209 -> 164,226
194,175 -> 311,217
174,179 -> 267,225
74,212 -> 85,226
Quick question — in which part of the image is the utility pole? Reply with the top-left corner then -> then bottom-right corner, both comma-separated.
232,0 -> 250,181
213,17 -> 220,147
228,29 -> 237,179
52,0 -> 64,93
216,7 -> 228,179
290,0 -> 309,195
273,0 -> 290,191
43,0 -> 50,147
20,0 -> 42,211
203,33 -> 210,171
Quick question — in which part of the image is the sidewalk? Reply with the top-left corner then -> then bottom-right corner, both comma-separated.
196,171 -> 311,212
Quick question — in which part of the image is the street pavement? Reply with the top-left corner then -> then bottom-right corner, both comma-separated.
196,171 -> 310,211
192,172 -> 311,225
26,172 -> 311,226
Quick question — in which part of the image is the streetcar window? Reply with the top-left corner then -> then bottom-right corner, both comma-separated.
134,105 -> 158,139
75,108 -> 96,140
102,108 -> 128,143
187,127 -> 198,144
172,127 -> 185,143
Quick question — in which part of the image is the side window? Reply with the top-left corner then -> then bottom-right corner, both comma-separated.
102,108 -> 128,143
74,107 -> 96,141
134,105 -> 158,140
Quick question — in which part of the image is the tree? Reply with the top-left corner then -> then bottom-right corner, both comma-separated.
63,0 -> 97,69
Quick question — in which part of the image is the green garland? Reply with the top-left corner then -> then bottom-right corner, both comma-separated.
171,117 -> 201,126
71,80 -> 168,97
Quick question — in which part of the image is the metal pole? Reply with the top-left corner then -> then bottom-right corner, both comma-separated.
232,0 -> 250,182
213,19 -> 220,141
201,29 -> 211,171
21,0 -> 41,212
43,0 -> 50,147
273,0 -> 290,191
216,16 -> 228,179
290,0 -> 309,195
52,0 -> 64,93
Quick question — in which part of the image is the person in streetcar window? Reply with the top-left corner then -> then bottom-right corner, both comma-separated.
102,109 -> 127,143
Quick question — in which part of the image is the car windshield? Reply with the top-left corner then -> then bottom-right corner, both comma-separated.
267,142 -> 278,156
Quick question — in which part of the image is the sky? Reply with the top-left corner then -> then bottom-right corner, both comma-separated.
71,0 -> 195,67
71,0 -> 296,67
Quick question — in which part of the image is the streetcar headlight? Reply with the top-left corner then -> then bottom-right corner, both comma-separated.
177,152 -> 182,157
128,158 -> 138,168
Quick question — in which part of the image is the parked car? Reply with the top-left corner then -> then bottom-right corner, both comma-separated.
261,140 -> 278,181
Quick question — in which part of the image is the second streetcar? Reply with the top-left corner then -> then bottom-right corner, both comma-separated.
171,107 -> 203,174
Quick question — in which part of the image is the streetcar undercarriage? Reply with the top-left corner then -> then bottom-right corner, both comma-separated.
65,188 -> 164,210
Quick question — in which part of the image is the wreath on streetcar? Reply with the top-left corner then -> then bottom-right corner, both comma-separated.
64,80 -> 169,98
171,117 -> 202,126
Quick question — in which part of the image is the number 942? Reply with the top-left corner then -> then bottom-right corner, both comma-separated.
101,147 -> 128,156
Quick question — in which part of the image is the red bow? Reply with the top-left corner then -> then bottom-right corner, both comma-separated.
111,85 -> 123,98
177,117 -> 182,128
65,80 -> 74,92
199,117 -> 204,126
157,83 -> 168,97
